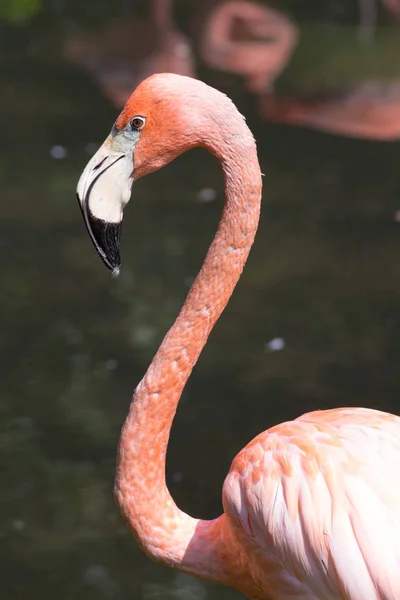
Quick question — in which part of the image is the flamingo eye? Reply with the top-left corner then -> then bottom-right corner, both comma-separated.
130,116 -> 146,131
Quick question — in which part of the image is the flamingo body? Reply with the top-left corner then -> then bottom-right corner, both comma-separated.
260,86 -> 400,141
76,74 -> 400,599
383,0 -> 400,17
200,1 -> 298,93
65,0 -> 194,108
224,407 -> 400,599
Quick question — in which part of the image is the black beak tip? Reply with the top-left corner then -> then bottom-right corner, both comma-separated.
102,252 -> 121,276
91,223 -> 122,275
77,192 -> 122,276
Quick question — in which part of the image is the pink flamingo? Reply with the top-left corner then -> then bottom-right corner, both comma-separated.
200,1 -> 298,93
76,74 -> 400,599
383,0 -> 400,17
64,0 -> 194,108
357,0 -> 400,40
259,82 -> 400,141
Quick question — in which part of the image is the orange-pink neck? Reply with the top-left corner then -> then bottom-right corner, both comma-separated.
115,107 -> 262,586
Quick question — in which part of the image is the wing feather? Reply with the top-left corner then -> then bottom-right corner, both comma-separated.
223,407 -> 400,600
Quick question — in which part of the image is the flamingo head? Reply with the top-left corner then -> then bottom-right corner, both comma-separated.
77,73 -> 208,275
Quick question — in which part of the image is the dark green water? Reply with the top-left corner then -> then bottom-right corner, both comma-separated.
1,3 -> 400,599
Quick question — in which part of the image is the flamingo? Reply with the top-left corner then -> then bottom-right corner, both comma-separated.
259,82 -> 400,141
200,1 -> 298,93
76,73 -> 400,599
64,0 -> 194,108
382,0 -> 400,17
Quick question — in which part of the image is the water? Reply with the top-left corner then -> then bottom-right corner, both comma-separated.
1,3 -> 400,599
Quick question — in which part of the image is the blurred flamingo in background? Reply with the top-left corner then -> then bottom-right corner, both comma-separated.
260,82 -> 400,141
358,0 -> 400,40
383,0 -> 400,17
200,1 -> 298,93
76,74 -> 400,599
64,0 -> 194,107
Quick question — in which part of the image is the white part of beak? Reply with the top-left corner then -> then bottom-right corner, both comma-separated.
76,131 -> 139,274
77,136 -> 134,224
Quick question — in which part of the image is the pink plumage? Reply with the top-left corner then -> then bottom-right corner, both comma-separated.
77,73 -> 400,600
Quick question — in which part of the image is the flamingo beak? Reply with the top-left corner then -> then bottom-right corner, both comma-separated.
76,133 -> 136,276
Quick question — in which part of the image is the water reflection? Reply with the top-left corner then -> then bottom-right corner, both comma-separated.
1,1 -> 400,600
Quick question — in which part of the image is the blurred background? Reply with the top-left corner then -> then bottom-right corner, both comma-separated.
1,1 -> 400,598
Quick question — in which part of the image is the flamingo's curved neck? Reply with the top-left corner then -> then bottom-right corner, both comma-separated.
115,110 -> 262,585
152,0 -> 174,36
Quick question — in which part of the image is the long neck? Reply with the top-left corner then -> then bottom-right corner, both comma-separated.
152,0 -> 174,35
115,117 -> 262,586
